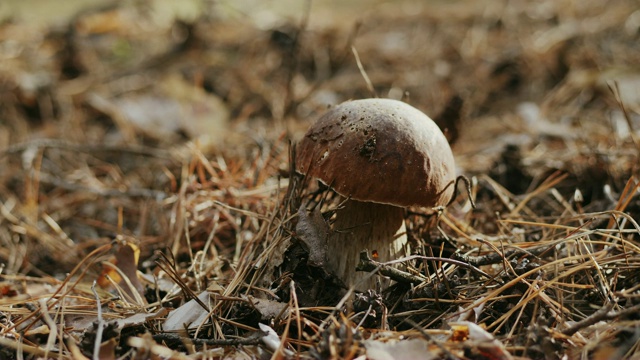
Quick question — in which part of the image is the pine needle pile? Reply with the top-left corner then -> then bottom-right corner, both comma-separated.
1,0 -> 639,358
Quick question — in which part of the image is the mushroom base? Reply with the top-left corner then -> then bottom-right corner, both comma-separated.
329,199 -> 409,291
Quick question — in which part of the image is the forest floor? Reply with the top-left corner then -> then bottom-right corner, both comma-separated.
1,0 -> 640,359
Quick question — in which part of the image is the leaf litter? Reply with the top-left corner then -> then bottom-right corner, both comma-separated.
1,0 -> 640,359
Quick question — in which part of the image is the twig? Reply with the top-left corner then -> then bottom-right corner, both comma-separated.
562,302 -> 640,336
453,244 -> 553,267
356,251 -> 494,285
561,303 -> 614,336
91,281 -> 104,360
152,332 -> 264,346
386,253 -> 494,281
356,251 -> 425,284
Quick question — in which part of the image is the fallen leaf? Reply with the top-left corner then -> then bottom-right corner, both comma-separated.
295,203 -> 330,267
244,295 -> 289,320
364,338 -> 441,360
97,241 -> 146,305
163,291 -> 211,331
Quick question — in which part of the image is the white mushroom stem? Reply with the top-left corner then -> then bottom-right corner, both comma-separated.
328,199 -> 409,291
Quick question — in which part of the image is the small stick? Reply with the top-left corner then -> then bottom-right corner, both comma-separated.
152,332 -> 264,346
453,244 -> 553,267
92,281 -> 105,360
562,302 -> 640,336
356,251 -> 494,285
356,251 -> 426,284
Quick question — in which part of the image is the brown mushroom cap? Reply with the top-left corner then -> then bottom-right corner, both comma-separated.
296,98 -> 456,208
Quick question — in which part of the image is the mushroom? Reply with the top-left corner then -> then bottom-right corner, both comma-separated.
296,98 -> 456,290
